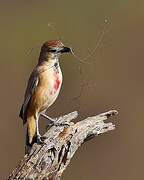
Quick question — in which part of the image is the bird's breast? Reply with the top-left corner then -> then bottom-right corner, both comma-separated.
46,68 -> 62,93
36,67 -> 62,110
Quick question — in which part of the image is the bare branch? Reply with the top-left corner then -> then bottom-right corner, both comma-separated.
8,110 -> 118,180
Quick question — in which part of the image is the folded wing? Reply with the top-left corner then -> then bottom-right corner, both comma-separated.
19,68 -> 39,124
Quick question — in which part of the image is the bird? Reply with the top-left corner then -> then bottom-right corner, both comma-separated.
19,40 -> 72,153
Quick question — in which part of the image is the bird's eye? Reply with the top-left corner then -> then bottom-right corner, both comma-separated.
49,49 -> 57,53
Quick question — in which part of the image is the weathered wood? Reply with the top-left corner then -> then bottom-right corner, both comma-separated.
8,110 -> 118,180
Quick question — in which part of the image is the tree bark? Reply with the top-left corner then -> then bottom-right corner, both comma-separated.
8,110 -> 118,180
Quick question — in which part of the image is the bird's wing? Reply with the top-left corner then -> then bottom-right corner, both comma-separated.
19,68 -> 39,124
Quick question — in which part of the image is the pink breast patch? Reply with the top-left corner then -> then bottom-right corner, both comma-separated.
54,78 -> 61,91
53,72 -> 61,92
49,72 -> 61,96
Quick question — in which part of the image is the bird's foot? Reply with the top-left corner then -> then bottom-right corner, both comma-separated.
36,134 -> 47,145
46,121 -> 70,129
53,122 -> 70,127
41,113 -> 70,128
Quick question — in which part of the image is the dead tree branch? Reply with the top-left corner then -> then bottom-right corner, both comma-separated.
8,110 -> 118,180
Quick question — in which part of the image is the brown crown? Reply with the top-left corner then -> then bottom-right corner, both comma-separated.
42,40 -> 64,49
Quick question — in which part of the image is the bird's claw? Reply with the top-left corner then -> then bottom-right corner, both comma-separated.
54,122 -> 70,127
46,120 -> 70,129
36,135 -> 47,145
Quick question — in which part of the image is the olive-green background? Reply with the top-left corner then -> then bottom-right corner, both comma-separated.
0,0 -> 144,179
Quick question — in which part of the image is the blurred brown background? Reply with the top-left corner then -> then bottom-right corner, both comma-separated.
0,0 -> 144,179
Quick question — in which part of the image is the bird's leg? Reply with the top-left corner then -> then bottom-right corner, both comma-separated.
41,113 -> 56,123
40,113 -> 57,128
36,118 -> 40,136
41,113 -> 70,127
36,118 -> 47,144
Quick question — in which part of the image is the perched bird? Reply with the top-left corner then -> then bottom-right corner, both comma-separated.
19,40 -> 72,153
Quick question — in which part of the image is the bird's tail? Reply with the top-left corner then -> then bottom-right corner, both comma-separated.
25,115 -> 37,154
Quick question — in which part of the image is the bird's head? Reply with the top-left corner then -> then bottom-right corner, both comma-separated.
39,40 -> 72,64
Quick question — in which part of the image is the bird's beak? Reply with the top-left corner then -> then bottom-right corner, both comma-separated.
60,47 -> 72,53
